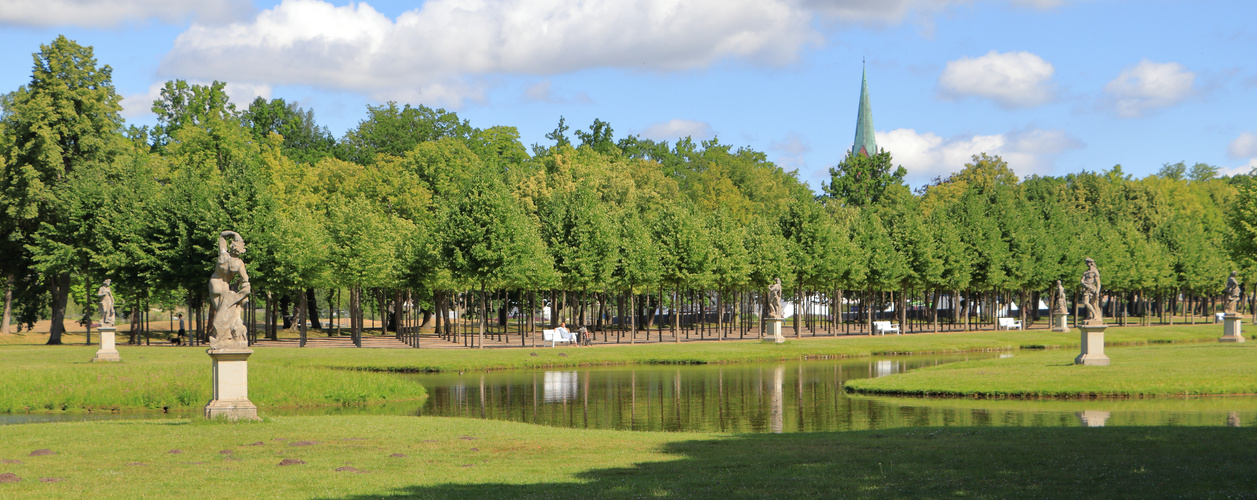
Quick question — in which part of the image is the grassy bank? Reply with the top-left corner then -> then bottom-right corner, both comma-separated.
0,347 -> 426,414
845,343 -> 1257,398
1,415 -> 1254,498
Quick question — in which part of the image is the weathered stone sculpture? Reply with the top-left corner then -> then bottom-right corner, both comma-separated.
208,231 -> 251,349
763,277 -> 785,344
1050,280 -> 1069,332
1225,271 -> 1241,315
1080,258 -> 1101,326
1220,270 -> 1245,343
767,277 -> 784,319
97,279 -> 115,327
204,230 -> 258,420
1075,258 -> 1109,366
91,279 -> 120,362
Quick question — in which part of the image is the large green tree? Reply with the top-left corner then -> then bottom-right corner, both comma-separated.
0,36 -> 124,344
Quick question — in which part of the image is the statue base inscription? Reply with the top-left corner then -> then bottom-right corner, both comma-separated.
1220,314 -> 1245,343
1074,323 -> 1110,366
763,318 -> 785,344
1051,313 -> 1070,333
205,348 -> 258,420
91,326 -> 121,362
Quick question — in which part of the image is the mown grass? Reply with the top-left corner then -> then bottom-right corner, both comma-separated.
0,415 -> 1254,498
0,347 -> 425,414
845,342 -> 1257,398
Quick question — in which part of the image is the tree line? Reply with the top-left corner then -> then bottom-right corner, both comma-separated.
3,36 -> 1254,347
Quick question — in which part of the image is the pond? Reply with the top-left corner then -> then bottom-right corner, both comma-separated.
5,353 -> 1253,430
408,354 -> 1256,432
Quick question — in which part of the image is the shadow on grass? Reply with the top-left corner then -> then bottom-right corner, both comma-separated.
327,426 -> 1257,499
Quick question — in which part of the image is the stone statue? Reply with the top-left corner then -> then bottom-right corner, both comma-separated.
1052,280 -> 1068,314
208,231 -> 252,349
767,277 -> 784,319
1080,257 -> 1101,325
97,279 -> 115,327
1225,271 -> 1241,315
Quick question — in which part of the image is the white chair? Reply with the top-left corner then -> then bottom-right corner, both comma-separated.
542,329 -> 575,347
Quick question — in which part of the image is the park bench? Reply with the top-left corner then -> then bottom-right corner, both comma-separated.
997,317 -> 1023,331
872,321 -> 900,335
1215,312 -> 1225,323
542,329 -> 576,347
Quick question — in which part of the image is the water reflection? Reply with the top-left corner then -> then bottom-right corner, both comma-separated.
410,355 -> 1257,433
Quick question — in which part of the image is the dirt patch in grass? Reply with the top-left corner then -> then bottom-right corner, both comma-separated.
0,473 -> 21,483
290,441 -> 318,446
28,449 -> 55,456
40,477 -> 61,483
168,449 -> 182,454
389,453 -> 406,458
219,450 -> 233,455
278,458 -> 305,466
335,466 -> 367,473
0,460 -> 21,464
245,442 -> 264,446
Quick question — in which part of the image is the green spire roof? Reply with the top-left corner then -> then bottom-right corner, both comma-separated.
853,65 -> 877,157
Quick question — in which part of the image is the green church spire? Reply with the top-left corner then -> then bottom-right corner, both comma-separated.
853,64 -> 877,157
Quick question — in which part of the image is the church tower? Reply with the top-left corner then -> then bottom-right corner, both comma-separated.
852,65 -> 877,157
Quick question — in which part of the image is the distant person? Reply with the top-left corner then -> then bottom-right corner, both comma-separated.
177,313 -> 186,342
556,322 -> 573,344
578,325 -> 590,346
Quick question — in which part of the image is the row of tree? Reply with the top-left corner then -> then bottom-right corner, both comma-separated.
2,36 -> 1254,346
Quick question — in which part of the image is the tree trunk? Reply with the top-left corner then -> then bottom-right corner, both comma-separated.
394,289 -> 404,339
305,288 -> 321,329
1,274 -> 12,335
45,272 -> 71,345
298,289 -> 308,347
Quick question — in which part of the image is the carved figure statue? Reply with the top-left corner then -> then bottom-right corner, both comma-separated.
1052,280 -> 1068,315
1225,271 -> 1241,315
1080,257 -> 1102,324
97,279 -> 115,327
767,277 -> 784,319
208,231 -> 251,349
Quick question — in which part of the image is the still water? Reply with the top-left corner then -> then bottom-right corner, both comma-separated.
408,354 -> 1256,432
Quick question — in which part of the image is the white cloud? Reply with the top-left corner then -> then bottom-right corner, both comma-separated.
160,0 -> 820,107
1227,132 -> 1257,159
879,127 -> 1082,182
639,119 -> 715,142
1218,160 -> 1257,178
0,0 -> 251,27
801,0 -> 967,24
1103,60 -> 1196,118
938,50 -> 1055,108
523,80 -> 591,104
770,132 -> 811,171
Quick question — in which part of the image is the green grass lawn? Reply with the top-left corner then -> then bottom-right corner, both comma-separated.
1,415 -> 1253,498
845,342 -> 1257,398
0,323 -> 1227,413
0,346 -> 426,414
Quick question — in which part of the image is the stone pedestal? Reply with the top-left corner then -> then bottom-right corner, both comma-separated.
763,318 -> 785,344
204,348 -> 258,420
1051,313 -> 1070,333
1077,410 -> 1111,427
1219,314 -> 1245,343
91,326 -> 121,362
1074,323 -> 1110,366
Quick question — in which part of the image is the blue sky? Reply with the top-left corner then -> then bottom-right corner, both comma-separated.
2,0 -> 1255,190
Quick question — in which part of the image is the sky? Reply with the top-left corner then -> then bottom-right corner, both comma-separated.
2,0 -> 1255,191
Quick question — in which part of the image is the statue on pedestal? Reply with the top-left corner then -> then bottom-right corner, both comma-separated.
208,231 -> 251,349
97,279 -> 115,327
767,277 -> 784,320
1052,280 -> 1068,315
1080,257 -> 1101,325
1225,271 -> 1241,315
